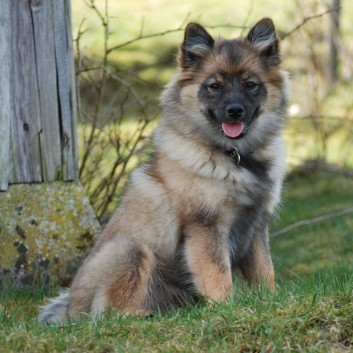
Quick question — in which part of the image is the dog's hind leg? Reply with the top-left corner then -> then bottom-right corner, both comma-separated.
68,237 -> 156,318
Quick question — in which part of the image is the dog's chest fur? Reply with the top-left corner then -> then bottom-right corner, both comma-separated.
147,128 -> 286,261
158,144 -> 278,225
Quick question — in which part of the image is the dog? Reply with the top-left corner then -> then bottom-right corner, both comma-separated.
40,17 -> 288,324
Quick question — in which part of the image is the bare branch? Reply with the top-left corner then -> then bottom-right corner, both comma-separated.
281,7 -> 341,40
107,27 -> 183,54
107,23 -> 246,54
139,16 -> 145,38
83,0 -> 107,27
107,8 -> 339,55
271,207 -> 353,238
79,0 -> 110,177
241,0 -> 254,36
180,12 -> 191,28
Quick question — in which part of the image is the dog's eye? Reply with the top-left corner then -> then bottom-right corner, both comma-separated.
245,81 -> 258,90
209,83 -> 221,91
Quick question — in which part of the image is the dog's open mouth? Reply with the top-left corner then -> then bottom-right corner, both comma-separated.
221,121 -> 245,138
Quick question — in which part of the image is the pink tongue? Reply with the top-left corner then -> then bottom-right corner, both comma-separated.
221,122 -> 244,138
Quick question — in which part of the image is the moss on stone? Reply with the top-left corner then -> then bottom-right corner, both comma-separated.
0,182 -> 101,287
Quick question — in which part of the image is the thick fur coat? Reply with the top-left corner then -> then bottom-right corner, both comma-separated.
40,18 -> 288,324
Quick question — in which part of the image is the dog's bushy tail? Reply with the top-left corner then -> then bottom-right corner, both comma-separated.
39,290 -> 70,325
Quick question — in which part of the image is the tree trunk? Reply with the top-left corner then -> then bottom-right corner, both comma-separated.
328,0 -> 341,86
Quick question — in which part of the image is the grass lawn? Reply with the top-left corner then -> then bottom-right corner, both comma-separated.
1,173 -> 353,352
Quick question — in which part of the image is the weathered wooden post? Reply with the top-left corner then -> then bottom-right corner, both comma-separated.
0,0 -> 100,286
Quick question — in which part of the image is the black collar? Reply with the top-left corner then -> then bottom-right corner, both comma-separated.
226,147 -> 271,177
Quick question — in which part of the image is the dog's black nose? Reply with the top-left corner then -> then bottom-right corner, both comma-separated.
226,104 -> 245,119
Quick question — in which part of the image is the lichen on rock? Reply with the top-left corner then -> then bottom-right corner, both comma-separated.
0,182 -> 101,287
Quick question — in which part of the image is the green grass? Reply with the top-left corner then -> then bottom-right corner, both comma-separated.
1,277 -> 353,352
272,173 -> 353,280
1,173 -> 353,352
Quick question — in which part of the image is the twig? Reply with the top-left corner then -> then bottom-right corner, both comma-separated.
79,0 -> 110,177
107,12 -> 191,54
241,0 -> 254,36
107,28 -> 181,53
281,7 -> 341,40
108,7 -> 333,54
271,207 -> 353,238
107,23 -> 245,54
107,7 -> 338,54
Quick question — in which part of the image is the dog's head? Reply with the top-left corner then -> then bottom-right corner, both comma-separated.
163,18 -> 287,151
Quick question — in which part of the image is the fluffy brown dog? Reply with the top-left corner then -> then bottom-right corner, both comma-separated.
40,18 -> 288,324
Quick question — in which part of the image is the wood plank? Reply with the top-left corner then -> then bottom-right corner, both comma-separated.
9,0 -> 42,183
30,0 -> 62,181
65,0 -> 79,178
0,1 -> 11,190
2,0 -> 78,185
53,0 -> 77,180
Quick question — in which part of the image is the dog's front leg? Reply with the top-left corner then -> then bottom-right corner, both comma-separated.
239,228 -> 275,291
184,224 -> 232,303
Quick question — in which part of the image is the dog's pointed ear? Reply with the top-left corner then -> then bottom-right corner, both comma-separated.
179,23 -> 214,70
247,18 -> 280,65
